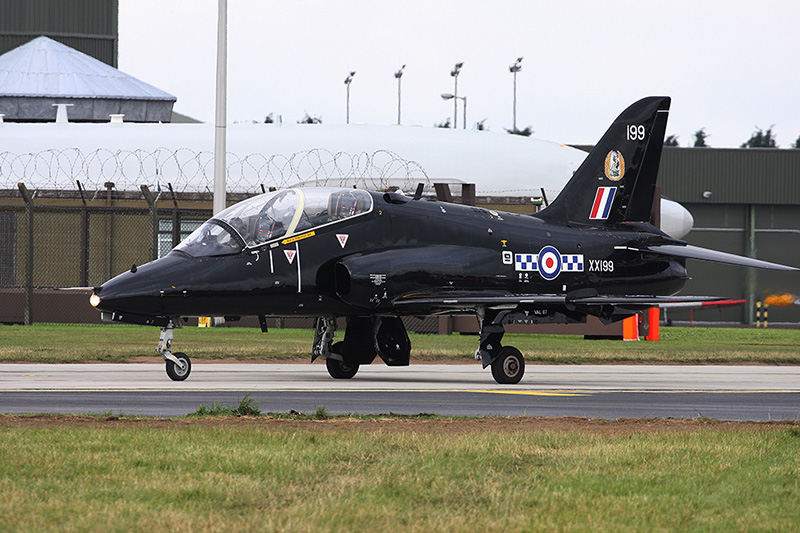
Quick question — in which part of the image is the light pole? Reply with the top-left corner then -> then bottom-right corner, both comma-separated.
344,71 -> 356,124
394,64 -> 405,125
441,93 -> 467,129
212,0 -> 227,215
509,57 -> 522,132
450,62 -> 463,129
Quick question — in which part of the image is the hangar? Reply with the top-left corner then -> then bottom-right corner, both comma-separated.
0,0 -> 176,122
0,36 -> 176,123
657,147 -> 800,324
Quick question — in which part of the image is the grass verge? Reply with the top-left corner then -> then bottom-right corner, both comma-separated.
189,393 -> 263,418
0,323 -> 799,364
0,415 -> 798,531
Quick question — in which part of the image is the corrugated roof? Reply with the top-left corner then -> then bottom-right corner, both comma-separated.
0,36 -> 175,101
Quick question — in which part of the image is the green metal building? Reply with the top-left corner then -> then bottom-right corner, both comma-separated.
658,147 -> 800,325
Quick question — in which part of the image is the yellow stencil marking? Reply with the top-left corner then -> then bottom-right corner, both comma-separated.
281,231 -> 315,245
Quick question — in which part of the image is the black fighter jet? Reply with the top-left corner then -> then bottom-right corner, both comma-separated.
90,97 -> 796,384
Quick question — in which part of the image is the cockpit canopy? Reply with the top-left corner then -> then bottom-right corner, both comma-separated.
175,188 -> 373,257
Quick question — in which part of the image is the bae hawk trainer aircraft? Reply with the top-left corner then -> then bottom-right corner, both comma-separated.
90,97 -> 796,384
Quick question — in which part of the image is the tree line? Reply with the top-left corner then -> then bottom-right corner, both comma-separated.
262,112 -> 799,148
664,127 -> 800,148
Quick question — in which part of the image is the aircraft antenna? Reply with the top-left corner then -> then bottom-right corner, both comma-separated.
413,183 -> 425,200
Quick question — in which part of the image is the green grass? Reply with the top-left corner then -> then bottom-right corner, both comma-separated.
0,322 -> 799,364
189,393 -> 263,418
0,418 -> 798,531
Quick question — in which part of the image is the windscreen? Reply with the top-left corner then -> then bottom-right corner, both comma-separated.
173,220 -> 244,257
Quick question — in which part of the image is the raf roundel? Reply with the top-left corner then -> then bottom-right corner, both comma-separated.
537,246 -> 562,280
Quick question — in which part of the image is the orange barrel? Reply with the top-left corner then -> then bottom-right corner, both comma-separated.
646,307 -> 660,341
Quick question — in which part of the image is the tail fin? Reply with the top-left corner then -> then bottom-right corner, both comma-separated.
535,96 -> 670,226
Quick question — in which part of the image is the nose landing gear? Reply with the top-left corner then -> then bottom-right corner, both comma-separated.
158,321 -> 192,381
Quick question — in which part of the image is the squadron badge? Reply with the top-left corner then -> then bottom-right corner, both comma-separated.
604,150 -> 625,181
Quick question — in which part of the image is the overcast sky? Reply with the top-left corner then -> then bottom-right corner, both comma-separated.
119,0 -> 800,148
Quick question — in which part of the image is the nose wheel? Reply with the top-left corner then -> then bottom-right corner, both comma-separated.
166,352 -> 192,381
157,322 -> 192,381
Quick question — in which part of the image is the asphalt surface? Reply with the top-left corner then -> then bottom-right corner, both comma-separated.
1,363 -> 798,421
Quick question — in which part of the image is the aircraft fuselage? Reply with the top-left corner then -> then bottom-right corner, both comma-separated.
96,97 -> 783,385
95,189 -> 687,323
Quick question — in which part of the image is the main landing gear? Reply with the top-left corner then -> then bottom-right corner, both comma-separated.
313,316 -> 411,379
490,346 -> 525,384
157,321 -> 192,381
475,307 -> 525,384
313,313 -> 524,384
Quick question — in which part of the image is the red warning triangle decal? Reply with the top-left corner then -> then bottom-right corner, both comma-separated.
284,249 -> 296,264
336,234 -> 349,248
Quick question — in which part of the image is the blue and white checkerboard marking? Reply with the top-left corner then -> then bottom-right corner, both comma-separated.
562,254 -> 584,271
515,254 -> 538,271
514,248 -> 584,279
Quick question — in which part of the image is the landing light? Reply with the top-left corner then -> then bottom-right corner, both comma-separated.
90,294 -> 101,307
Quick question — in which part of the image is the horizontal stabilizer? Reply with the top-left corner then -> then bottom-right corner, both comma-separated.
643,244 -> 799,271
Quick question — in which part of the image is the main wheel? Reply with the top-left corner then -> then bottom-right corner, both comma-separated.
490,346 -> 524,384
326,342 -> 359,379
166,352 -> 192,381
326,356 -> 359,379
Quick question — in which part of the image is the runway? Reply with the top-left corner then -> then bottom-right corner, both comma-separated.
1,363 -> 798,421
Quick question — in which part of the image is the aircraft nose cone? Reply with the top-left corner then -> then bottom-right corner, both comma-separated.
91,254 -> 193,316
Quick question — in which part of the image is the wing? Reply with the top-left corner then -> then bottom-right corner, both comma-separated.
656,298 -> 746,310
392,291 -> 730,314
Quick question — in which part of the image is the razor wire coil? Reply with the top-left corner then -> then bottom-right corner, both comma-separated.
0,148 -> 430,195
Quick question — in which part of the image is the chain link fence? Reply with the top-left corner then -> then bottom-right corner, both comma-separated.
0,201 -> 442,333
0,203 -> 212,325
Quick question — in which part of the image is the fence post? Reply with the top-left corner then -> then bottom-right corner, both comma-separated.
80,208 -> 90,287
105,182 -> 115,281
141,185 -> 159,261
75,180 -> 91,286
17,183 -> 34,325
168,183 -> 180,249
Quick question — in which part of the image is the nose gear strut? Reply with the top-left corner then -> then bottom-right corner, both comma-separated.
157,321 -> 192,381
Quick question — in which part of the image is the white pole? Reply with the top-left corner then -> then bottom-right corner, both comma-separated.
452,74 -> 458,129
212,0 -> 228,215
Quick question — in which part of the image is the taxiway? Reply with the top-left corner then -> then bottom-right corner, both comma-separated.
0,363 -> 798,421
